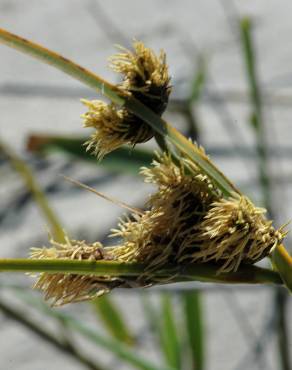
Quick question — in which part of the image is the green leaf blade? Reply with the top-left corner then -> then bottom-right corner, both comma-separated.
183,291 -> 204,370
27,134 -> 153,175
160,294 -> 181,370
92,295 -> 135,345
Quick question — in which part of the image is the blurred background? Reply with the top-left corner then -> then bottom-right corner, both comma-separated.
0,1 -> 291,369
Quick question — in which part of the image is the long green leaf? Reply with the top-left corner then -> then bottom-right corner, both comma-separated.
125,98 -> 238,197
240,16 -> 270,210
1,140 -> 133,341
92,295 -> 135,345
160,294 -> 181,369
183,292 -> 204,370
0,27 -> 238,197
0,27 -> 123,105
272,245 -> 292,293
0,258 -> 284,285
189,57 -> 206,105
0,298 -> 105,370
240,17 -> 292,294
27,134 -> 153,175
140,293 -> 160,335
0,139 -> 65,242
0,27 -> 290,291
17,292 -> 173,370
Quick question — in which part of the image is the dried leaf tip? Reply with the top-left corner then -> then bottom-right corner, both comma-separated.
82,41 -> 171,159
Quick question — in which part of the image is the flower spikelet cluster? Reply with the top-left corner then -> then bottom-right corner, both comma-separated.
30,237 -> 122,306
30,152 -> 287,303
110,152 -> 286,276
82,41 -> 171,159
110,153 -> 220,276
182,196 -> 286,273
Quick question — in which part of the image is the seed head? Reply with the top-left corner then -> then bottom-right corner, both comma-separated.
109,41 -> 171,112
183,195 -> 287,273
110,153 -> 220,277
30,237 -> 122,306
110,153 -> 286,276
82,41 -> 171,158
81,100 -> 153,159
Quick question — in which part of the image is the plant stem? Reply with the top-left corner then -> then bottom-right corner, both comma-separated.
275,289 -> 291,370
0,299 -> 104,370
240,17 -> 291,370
0,258 -> 283,285
240,17 -> 271,210
0,28 -> 123,105
0,140 -> 65,242
0,27 -> 238,197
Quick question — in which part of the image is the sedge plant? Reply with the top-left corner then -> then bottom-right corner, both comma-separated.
0,28 -> 291,307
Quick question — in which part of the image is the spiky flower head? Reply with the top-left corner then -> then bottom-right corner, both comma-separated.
180,195 -> 287,273
110,152 -> 286,276
30,152 -> 287,304
30,237 -> 122,306
110,153 -> 220,276
82,41 -> 171,159
81,100 -> 153,159
109,41 -> 171,112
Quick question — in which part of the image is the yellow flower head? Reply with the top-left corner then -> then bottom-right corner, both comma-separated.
110,153 -> 219,276
82,41 -> 171,159
30,237 -> 121,306
181,195 -> 287,273
109,41 -> 171,111
30,153 -> 287,303
110,153 -> 286,276
81,100 -> 153,159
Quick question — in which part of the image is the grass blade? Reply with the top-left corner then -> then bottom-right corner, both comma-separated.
92,295 -> 135,345
0,27 -> 238,197
189,56 -> 206,105
1,139 -> 133,345
239,16 -> 271,210
183,292 -> 204,370
272,245 -> 292,293
27,134 -> 153,175
0,28 -> 123,105
17,292 -> 173,370
160,294 -> 181,369
0,139 -> 65,242
240,16 -> 292,292
0,298 -> 104,370
0,259 -> 284,285
125,98 -> 239,197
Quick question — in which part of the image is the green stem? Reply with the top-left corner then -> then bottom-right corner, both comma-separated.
125,98 -> 238,196
240,17 -> 271,210
0,299 -> 104,370
0,27 -> 238,198
0,140 -> 65,242
0,258 -> 283,285
0,27 -> 123,105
